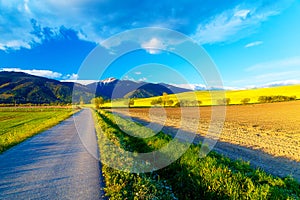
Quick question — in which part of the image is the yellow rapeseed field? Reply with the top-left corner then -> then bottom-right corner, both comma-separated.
103,84 -> 300,107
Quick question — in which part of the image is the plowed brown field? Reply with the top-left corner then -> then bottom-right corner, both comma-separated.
112,101 -> 300,162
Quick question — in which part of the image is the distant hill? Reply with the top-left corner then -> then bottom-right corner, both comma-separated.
0,72 -> 92,104
0,72 -> 191,104
86,78 -> 190,99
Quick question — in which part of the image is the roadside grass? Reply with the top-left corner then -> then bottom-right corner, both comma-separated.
93,109 -> 300,199
93,109 -> 177,199
0,107 -> 78,153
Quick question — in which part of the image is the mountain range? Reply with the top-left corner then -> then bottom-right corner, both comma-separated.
0,72 -> 190,104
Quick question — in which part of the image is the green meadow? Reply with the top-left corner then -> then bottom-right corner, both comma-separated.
0,107 -> 76,153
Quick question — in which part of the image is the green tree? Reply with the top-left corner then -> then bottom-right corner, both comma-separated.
179,100 -> 188,107
167,99 -> 174,106
92,97 -> 104,109
241,98 -> 250,105
162,92 -> 169,107
191,100 -> 202,106
124,98 -> 135,108
290,96 -> 297,101
128,99 -> 135,108
198,100 -> 202,106
79,96 -> 84,106
217,98 -> 230,105
225,98 -> 231,105
151,97 -> 163,106
151,99 -> 158,106
157,97 -> 162,105
174,102 -> 180,107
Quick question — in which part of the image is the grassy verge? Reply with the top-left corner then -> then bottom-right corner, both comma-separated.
0,107 -> 79,153
93,109 -> 177,199
93,109 -> 300,199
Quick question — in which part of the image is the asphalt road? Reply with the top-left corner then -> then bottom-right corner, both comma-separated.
0,109 -> 105,200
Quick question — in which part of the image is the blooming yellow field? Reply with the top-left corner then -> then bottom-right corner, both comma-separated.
103,84 -> 300,107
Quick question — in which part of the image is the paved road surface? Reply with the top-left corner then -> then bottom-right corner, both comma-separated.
0,109 -> 105,200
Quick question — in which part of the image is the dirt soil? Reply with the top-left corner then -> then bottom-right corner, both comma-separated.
111,101 -> 300,181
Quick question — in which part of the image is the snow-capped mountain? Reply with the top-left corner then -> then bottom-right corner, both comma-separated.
86,78 -> 191,99
100,77 -> 117,84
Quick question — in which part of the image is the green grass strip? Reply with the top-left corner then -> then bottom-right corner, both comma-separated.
93,109 -> 177,199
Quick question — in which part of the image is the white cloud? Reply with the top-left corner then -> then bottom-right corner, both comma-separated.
61,80 -> 98,85
122,75 -> 132,81
192,7 -> 279,44
245,41 -> 263,48
254,70 -> 300,81
138,77 -> 147,82
0,40 -> 31,51
243,79 -> 300,89
171,83 -> 242,91
171,83 -> 206,90
173,80 -> 300,91
0,68 -> 62,78
261,80 -> 300,87
0,1 -> 293,50
101,28 -> 187,53
231,69 -> 300,88
121,75 -> 147,82
234,9 -> 250,19
24,0 -> 31,14
141,38 -> 166,54
134,71 -> 142,75
246,57 -> 300,71
64,73 -> 79,80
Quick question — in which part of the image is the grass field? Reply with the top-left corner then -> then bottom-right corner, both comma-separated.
0,107 -> 77,153
93,109 -> 300,199
102,84 -> 300,107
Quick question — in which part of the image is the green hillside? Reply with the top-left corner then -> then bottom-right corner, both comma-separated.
0,71 -> 93,104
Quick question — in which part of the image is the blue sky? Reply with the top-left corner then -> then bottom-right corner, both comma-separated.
0,0 -> 299,89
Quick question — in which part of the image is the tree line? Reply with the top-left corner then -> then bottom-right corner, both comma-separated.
151,92 -> 202,107
90,94 -> 297,109
258,95 -> 297,103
